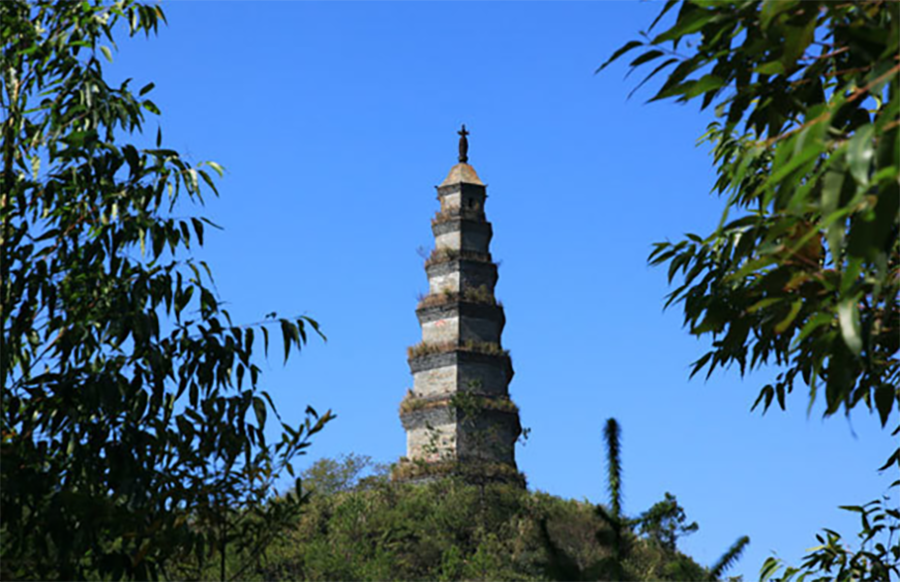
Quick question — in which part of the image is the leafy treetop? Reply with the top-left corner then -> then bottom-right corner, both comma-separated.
1,1 -> 330,579
603,0 -> 898,438
602,2 -> 899,580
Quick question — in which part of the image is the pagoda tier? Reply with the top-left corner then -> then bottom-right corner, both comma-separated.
395,127 -> 523,486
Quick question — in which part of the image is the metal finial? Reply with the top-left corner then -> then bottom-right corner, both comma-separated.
458,124 -> 469,163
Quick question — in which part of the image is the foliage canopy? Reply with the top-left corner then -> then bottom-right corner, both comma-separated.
1,1 -> 329,579
603,1 -> 899,579
261,458 -> 712,582
604,0 -> 898,430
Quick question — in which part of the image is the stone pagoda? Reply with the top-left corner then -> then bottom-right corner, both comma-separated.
394,126 -> 523,486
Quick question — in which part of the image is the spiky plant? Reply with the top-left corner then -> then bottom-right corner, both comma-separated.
592,418 -> 631,580
708,535 -> 750,581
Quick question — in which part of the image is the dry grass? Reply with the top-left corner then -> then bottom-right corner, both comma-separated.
416,286 -> 500,309
424,248 -> 493,268
399,394 -> 518,416
398,396 -> 443,415
431,208 -> 485,226
407,340 -> 508,360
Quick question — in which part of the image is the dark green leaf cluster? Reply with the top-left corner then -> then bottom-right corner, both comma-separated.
0,1 -> 330,579
604,3 -> 898,579
608,1 -> 898,440
760,491 -> 899,582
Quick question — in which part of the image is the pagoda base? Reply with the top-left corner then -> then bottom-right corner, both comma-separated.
391,459 -> 526,488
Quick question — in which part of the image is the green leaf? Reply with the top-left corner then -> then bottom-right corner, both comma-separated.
142,99 -> 160,115
751,385 -> 775,413
652,74 -> 724,102
792,313 -> 833,347
781,16 -> 817,71
760,0 -> 799,29
870,182 -> 899,251
647,0 -> 678,33
748,297 -> 782,313
252,396 -> 267,429
873,384 -> 895,428
754,61 -> 785,76
596,40 -> 644,73
774,300 -> 803,334
280,319 -> 293,363
628,49 -> 664,69
628,57 -> 678,99
206,161 -> 225,176
191,217 -> 204,246
689,352 -> 713,379
878,448 -> 900,471
759,556 -> 781,582
821,165 -> 847,257
776,384 -> 786,411
652,8 -> 720,43
837,298 -> 862,356
847,125 -> 875,187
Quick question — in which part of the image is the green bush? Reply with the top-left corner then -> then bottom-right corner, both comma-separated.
250,478 -> 709,581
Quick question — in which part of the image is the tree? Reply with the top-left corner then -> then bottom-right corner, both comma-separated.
602,1 -> 898,579
299,453 -> 389,496
636,492 -> 699,554
602,0 -> 898,431
0,1 -> 331,579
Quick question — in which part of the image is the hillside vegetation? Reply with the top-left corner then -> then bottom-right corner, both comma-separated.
177,454 -> 722,582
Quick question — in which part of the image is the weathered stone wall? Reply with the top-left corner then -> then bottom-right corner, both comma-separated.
427,269 -> 460,295
439,190 -> 462,212
402,406 -> 458,461
421,316 -> 459,344
433,220 -> 493,253
412,362 -> 456,398
420,315 -> 502,345
458,314 -> 503,344
426,260 -> 497,294
402,405 -> 519,466
406,423 -> 457,461
457,351 -> 513,391
456,410 -> 520,465
410,352 -> 512,397
400,404 -> 454,431
438,183 -> 487,214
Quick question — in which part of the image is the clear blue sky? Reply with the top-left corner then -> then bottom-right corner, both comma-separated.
108,2 -> 895,578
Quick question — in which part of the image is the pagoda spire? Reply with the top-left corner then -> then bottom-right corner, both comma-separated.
393,128 -> 523,486
458,124 -> 469,163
